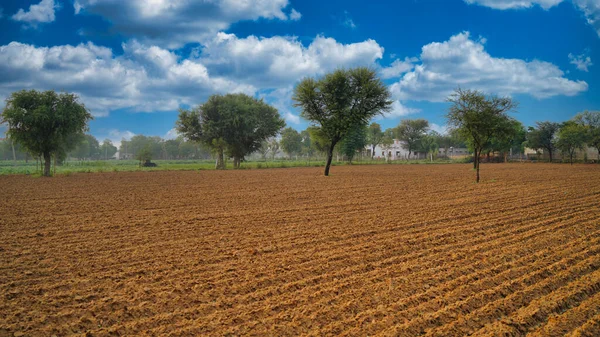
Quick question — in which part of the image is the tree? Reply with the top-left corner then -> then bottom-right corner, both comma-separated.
557,121 -> 588,165
280,127 -> 302,159
300,130 -> 315,161
380,128 -> 395,161
1,90 -> 92,176
100,139 -> 118,160
307,126 -> 329,155
395,119 -> 429,159
177,94 -> 285,169
574,111 -> 600,161
136,145 -> 153,166
268,138 -> 280,160
71,134 -> 100,160
366,122 -> 384,159
420,132 -> 440,162
485,119 -> 526,162
293,67 -> 392,176
257,140 -> 271,161
526,121 -> 560,162
339,123 -> 367,163
163,139 -> 181,160
446,88 -> 517,183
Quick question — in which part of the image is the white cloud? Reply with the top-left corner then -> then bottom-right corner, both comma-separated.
463,0 -> 563,9
12,0 -> 59,25
200,33 -> 384,88
260,87 -> 302,125
569,51 -> 593,71
390,32 -> 588,102
464,0 -> 600,37
430,123 -> 449,135
73,0 -> 299,48
290,8 -> 302,21
0,41 -> 254,117
342,11 -> 356,29
97,129 -> 135,149
573,0 -> 600,37
381,101 -> 421,119
381,57 -> 419,79
163,128 -> 179,140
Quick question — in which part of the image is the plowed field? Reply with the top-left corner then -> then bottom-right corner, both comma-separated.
1,164 -> 599,336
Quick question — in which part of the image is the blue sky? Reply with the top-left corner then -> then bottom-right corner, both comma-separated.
1,0 -> 599,144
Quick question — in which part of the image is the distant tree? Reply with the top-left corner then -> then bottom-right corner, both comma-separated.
380,128 -> 395,161
526,121 -> 560,163
293,67 -> 392,176
1,89 -> 92,176
136,145 -> 153,166
574,111 -> 600,161
485,119 -> 526,162
177,94 -> 285,169
300,130 -> 315,160
420,132 -> 440,162
100,139 -> 118,160
395,119 -> 430,159
71,134 -> 100,160
557,121 -> 588,165
446,88 -> 517,183
339,123 -> 367,163
280,127 -> 303,159
268,138 -> 280,160
366,122 -> 384,159
257,140 -> 271,161
163,139 -> 181,160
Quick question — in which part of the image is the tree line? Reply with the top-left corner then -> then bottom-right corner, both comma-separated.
1,68 -> 599,180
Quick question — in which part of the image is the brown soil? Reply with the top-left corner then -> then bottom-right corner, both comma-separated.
1,164 -> 599,336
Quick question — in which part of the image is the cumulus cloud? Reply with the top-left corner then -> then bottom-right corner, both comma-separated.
465,0 -> 600,37
0,33 -> 383,118
259,87 -> 302,125
381,57 -> 419,79
383,101 -> 421,118
74,0 -> 300,48
0,41 -> 254,117
569,51 -> 593,71
12,0 -> 59,26
573,0 -> 600,37
290,8 -> 302,21
200,33 -> 384,88
163,128 -> 179,140
430,123 -> 449,135
463,0 -> 563,9
390,32 -> 588,102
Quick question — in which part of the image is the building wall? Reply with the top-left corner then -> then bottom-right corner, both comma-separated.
365,140 -> 470,160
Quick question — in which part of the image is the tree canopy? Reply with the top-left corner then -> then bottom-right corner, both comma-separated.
394,119 -> 430,159
176,93 -> 285,169
526,121 -> 560,162
574,111 -> 600,161
557,121 -> 588,164
293,67 -> 392,175
1,89 -> 92,176
280,127 -> 303,159
446,88 -> 517,183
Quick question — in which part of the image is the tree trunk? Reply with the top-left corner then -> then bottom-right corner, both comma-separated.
43,151 -> 51,177
372,145 -> 376,159
11,141 -> 16,164
475,149 -> 480,183
548,148 -> 553,163
324,143 -> 335,176
215,148 -> 225,169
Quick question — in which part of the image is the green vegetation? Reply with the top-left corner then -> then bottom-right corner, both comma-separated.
1,89 -> 93,176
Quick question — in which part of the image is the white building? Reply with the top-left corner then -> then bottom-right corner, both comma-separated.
366,140 -> 470,160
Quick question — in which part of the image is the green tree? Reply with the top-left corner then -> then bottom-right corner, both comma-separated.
1,90 -> 92,176
280,127 -> 303,159
526,121 -> 560,162
446,88 -> 517,183
100,139 -> 118,160
307,126 -> 329,155
136,145 -> 153,166
177,94 -> 284,169
394,119 -> 430,159
574,111 -> 600,161
300,130 -> 315,160
484,119 -> 526,162
70,134 -> 100,160
339,123 -> 367,163
366,122 -> 384,159
257,140 -> 271,161
420,132 -> 440,162
268,138 -> 280,160
163,139 -> 181,160
557,121 -> 588,165
293,67 -> 392,176
380,128 -> 395,161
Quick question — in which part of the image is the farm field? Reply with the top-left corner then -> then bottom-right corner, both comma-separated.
1,164 -> 600,336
